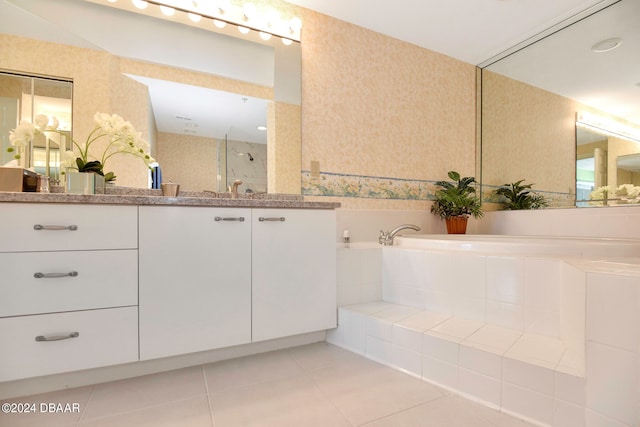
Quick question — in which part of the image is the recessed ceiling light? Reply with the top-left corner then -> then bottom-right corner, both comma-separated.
591,37 -> 623,53
257,125 -> 267,131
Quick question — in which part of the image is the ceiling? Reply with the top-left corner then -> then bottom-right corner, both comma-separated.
285,0 -> 613,65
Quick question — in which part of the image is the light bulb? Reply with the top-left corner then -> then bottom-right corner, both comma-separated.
160,5 -> 175,16
217,0 -> 230,14
265,9 -> 280,27
238,26 -> 250,34
188,12 -> 201,22
289,17 -> 302,32
132,0 -> 148,9
281,37 -> 292,46
259,32 -> 272,41
213,19 -> 226,28
243,3 -> 256,21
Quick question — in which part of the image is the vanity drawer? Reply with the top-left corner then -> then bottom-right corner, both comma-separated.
0,306 -> 138,381
0,204 -> 138,252
0,250 -> 138,317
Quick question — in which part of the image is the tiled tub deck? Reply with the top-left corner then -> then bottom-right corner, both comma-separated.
332,239 -> 640,426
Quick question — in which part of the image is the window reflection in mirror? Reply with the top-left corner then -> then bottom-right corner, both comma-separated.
0,71 -> 72,183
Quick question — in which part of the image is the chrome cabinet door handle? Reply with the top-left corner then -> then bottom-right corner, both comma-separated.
35,332 -> 80,342
214,216 -> 245,222
258,217 -> 285,222
34,271 -> 79,279
33,224 -> 78,231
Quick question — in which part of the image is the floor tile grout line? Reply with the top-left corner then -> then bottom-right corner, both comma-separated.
356,395 -> 451,427
201,364 -> 216,427
204,351 -> 313,401
75,384 -> 97,425
76,393 -> 210,424
305,369 -> 357,427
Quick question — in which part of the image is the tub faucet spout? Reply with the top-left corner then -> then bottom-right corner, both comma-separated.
379,224 -> 421,246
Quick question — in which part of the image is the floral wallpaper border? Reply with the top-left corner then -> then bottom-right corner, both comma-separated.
302,171 -> 436,200
481,184 -> 573,208
301,171 -> 573,206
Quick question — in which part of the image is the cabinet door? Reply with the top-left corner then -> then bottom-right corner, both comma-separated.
139,206 -> 251,360
252,209 -> 336,342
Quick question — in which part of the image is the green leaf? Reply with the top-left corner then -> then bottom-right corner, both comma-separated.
447,171 -> 460,181
78,160 -> 104,175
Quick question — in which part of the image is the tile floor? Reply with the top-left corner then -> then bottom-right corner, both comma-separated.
0,342 -> 534,427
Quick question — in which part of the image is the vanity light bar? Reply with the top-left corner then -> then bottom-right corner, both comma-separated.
108,0 -> 300,44
576,112 -> 640,144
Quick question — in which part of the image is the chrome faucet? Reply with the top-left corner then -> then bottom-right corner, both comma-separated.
379,224 -> 421,246
228,179 -> 243,199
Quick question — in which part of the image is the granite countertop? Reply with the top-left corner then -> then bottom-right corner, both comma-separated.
0,187 -> 340,209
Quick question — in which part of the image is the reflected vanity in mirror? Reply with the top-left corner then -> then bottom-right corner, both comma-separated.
0,71 -> 72,183
0,0 -> 301,193
480,0 -> 640,208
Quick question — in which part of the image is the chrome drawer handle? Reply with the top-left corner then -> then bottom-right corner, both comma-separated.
34,271 -> 79,279
35,332 -> 79,342
258,217 -> 285,222
34,224 -> 78,231
214,217 -> 245,222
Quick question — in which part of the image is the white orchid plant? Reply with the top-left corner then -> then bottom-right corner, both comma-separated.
8,113 -> 155,182
589,184 -> 640,204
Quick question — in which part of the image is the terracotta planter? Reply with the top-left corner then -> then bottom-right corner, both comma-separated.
445,216 -> 468,234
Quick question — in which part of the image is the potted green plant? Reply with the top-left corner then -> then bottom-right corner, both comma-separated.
494,179 -> 549,210
430,171 -> 483,234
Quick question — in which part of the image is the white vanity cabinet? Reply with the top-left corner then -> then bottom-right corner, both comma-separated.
138,206 -> 337,356
138,206 -> 252,360
0,203 -> 139,381
251,209 -> 336,342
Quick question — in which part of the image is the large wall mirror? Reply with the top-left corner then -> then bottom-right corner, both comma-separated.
0,0 -> 301,193
480,0 -> 640,208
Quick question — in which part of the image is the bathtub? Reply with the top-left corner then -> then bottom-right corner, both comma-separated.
396,234 -> 640,258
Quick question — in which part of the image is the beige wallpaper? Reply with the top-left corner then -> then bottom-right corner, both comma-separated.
156,132 -> 218,192
481,70 -> 579,203
298,9 -> 477,209
108,70 -> 153,188
268,101 -> 301,194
